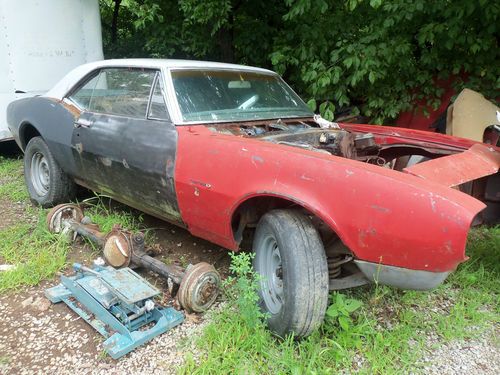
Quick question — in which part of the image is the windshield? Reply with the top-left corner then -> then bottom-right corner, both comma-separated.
171,69 -> 313,123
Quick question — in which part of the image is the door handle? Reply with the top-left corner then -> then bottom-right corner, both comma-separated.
74,118 -> 93,128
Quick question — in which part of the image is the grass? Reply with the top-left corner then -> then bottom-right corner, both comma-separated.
181,227 -> 499,374
80,194 -> 145,233
0,212 -> 70,292
0,156 -> 71,292
0,156 -> 28,201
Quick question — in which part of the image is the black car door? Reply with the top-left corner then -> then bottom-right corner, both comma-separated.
68,67 -> 181,223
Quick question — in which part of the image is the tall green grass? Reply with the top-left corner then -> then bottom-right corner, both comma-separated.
0,156 -> 28,201
0,210 -> 70,293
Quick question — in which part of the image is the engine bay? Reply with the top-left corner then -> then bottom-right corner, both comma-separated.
206,119 -> 432,168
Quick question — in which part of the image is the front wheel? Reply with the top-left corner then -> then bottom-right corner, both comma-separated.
253,209 -> 329,338
24,136 -> 76,207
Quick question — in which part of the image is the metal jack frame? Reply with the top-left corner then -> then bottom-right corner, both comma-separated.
47,204 -> 221,313
46,263 -> 184,359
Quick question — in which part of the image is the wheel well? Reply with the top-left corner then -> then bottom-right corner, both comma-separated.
231,195 -> 339,250
232,195 -> 361,288
20,123 -> 41,150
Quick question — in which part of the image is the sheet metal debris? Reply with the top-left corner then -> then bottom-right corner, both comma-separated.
404,144 -> 500,187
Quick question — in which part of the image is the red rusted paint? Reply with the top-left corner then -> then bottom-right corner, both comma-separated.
174,125 -> 489,273
404,144 -> 500,187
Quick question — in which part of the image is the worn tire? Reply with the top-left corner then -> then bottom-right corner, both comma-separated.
24,136 -> 76,207
253,209 -> 329,338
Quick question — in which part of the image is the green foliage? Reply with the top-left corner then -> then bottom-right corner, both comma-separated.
0,211 -> 70,293
223,252 -> 267,327
276,0 -> 499,123
325,293 -> 363,331
81,194 -> 144,233
101,0 -> 499,123
0,156 -> 28,201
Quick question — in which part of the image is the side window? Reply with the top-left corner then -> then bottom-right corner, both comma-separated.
69,68 -> 157,118
69,73 -> 100,109
148,75 -> 170,121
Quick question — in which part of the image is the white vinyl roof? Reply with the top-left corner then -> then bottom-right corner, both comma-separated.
45,58 -> 275,100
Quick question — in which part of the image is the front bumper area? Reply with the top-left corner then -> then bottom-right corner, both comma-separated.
355,260 -> 451,290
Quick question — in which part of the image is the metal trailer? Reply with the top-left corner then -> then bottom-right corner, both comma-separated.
0,0 -> 103,142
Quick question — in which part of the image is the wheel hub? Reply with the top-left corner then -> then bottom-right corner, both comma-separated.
259,235 -> 284,314
177,262 -> 221,313
31,152 -> 50,196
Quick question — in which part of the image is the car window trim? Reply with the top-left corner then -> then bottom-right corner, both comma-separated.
146,72 -> 171,122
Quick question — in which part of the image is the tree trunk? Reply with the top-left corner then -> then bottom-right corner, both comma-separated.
111,0 -> 122,44
217,26 -> 234,63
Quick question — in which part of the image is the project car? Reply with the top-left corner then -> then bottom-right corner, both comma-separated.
7,59 -> 500,337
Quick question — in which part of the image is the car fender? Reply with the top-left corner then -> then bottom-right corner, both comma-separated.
7,96 -> 79,175
175,126 -> 485,273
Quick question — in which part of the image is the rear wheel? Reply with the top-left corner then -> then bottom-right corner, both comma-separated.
253,209 -> 329,338
24,137 -> 76,207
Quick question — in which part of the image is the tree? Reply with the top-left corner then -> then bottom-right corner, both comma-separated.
272,0 -> 499,122
99,0 -> 499,123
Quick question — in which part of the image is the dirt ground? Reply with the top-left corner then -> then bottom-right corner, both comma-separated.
0,152 -> 231,373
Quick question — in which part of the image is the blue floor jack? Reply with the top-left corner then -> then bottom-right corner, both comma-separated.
45,263 -> 184,359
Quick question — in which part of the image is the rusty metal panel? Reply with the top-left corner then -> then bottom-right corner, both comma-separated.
404,144 -> 500,187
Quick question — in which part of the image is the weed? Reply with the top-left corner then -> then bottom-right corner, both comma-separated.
97,349 -> 108,361
0,356 -> 9,365
0,209 -> 70,293
0,156 -> 28,201
325,293 -> 363,332
178,254 -> 189,269
82,195 -> 144,233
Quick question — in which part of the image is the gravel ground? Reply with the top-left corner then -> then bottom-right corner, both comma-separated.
0,286 -> 212,375
422,334 -> 500,375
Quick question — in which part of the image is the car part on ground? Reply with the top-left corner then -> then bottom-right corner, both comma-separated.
45,262 -> 184,359
24,137 -> 76,207
46,204 -> 221,313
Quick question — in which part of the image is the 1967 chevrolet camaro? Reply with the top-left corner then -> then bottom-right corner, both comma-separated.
7,59 -> 499,337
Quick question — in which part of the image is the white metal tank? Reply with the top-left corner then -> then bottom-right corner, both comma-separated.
0,0 -> 104,141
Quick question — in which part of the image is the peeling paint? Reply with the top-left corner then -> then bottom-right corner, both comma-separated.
429,193 -> 437,213
300,174 -> 315,182
251,155 -> 264,164
370,204 -> 390,213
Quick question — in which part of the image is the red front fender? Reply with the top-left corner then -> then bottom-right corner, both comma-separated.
175,126 -> 485,273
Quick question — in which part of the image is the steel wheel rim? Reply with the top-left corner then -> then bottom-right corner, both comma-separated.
30,152 -> 50,196
257,234 -> 284,314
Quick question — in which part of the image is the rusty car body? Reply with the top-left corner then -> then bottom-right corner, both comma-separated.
7,59 -> 500,337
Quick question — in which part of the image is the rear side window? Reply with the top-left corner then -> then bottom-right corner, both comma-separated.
69,68 -> 157,118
